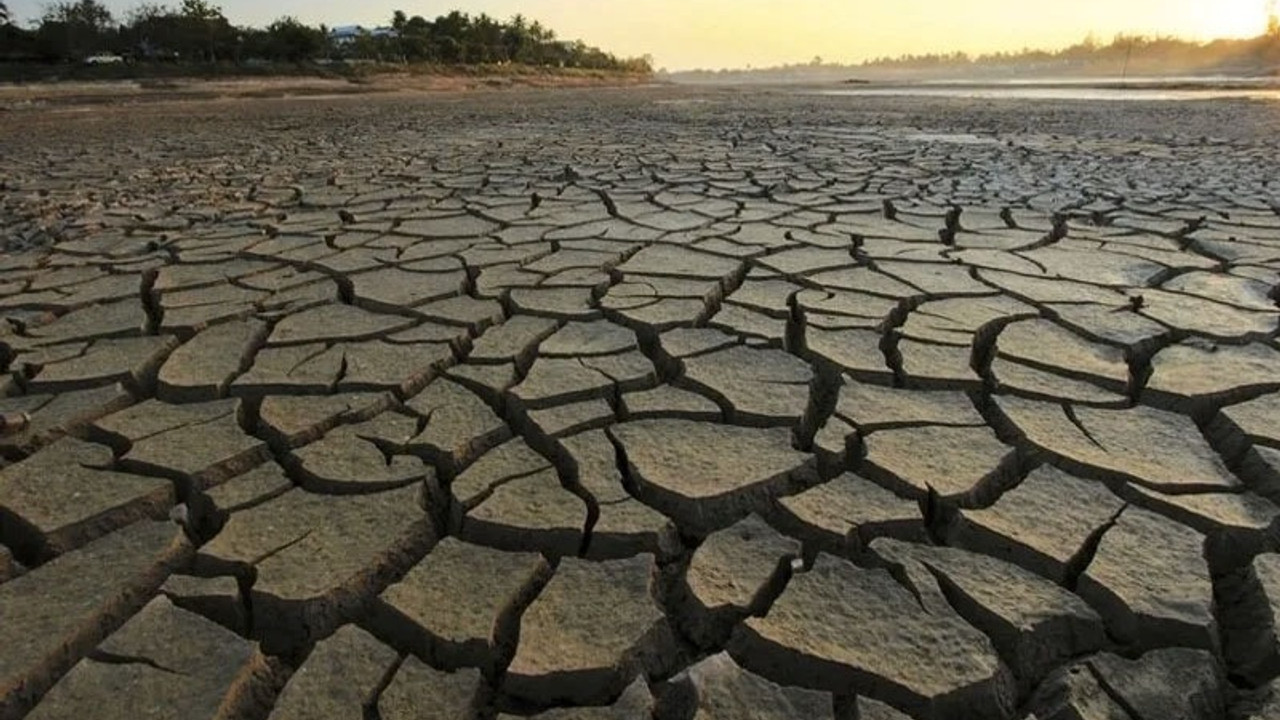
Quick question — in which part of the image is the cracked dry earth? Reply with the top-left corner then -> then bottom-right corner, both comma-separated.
1,87 -> 1280,720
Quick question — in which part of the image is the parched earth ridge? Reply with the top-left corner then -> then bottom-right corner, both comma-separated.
0,87 -> 1279,720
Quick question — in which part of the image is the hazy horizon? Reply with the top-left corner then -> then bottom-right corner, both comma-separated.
5,0 -> 1274,70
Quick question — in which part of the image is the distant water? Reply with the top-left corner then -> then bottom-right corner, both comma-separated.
920,75 -> 1275,86
815,76 -> 1280,101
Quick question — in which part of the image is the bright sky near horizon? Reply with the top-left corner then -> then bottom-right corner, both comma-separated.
4,0 -> 1273,69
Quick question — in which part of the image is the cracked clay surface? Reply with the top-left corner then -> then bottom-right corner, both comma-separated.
1,86 -> 1280,720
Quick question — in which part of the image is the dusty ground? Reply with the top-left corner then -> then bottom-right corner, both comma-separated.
0,86 -> 1279,720
0,71 -> 655,111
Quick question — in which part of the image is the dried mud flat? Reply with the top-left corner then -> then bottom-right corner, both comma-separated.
0,86 -> 1279,720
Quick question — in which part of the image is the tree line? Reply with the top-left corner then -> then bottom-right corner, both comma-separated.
673,28 -> 1280,82
0,0 -> 653,72
854,30 -> 1280,72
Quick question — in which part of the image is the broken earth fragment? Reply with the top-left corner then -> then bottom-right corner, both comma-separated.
669,652 -> 838,720
378,656 -> 486,720
505,554 -> 676,706
373,537 -> 551,673
0,437 -> 175,562
1076,506 -> 1218,652
609,418 -> 818,534
728,553 -> 1016,719
267,624 -> 397,720
0,521 -> 192,720
197,485 -> 434,653
994,396 -> 1241,493
678,513 -> 801,646
773,472 -> 927,554
861,423 -> 1021,506
947,464 -> 1125,584
460,468 -> 587,558
26,597 -> 274,720
870,539 -> 1106,694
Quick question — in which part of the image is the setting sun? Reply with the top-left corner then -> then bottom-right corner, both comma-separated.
1183,0 -> 1270,39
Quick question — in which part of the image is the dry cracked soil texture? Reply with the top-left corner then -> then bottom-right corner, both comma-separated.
1,85 -> 1280,720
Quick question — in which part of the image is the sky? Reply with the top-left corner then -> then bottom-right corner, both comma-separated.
5,0 -> 1274,70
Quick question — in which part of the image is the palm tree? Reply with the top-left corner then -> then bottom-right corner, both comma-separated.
0,2 -> 10,25
529,20 -> 554,43
504,14 -> 531,63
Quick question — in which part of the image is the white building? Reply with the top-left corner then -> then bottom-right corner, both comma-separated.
329,26 -> 399,46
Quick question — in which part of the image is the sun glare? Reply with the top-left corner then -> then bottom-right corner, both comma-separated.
1185,0 -> 1270,39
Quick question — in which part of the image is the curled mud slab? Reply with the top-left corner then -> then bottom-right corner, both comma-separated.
0,86 -> 1279,719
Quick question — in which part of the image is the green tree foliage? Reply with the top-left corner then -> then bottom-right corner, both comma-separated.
121,0 -> 237,61
335,9 -> 651,71
179,0 -> 232,61
0,1 -> 36,60
37,0 -> 117,58
0,3 -> 651,72
43,0 -> 114,29
259,16 -> 326,62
